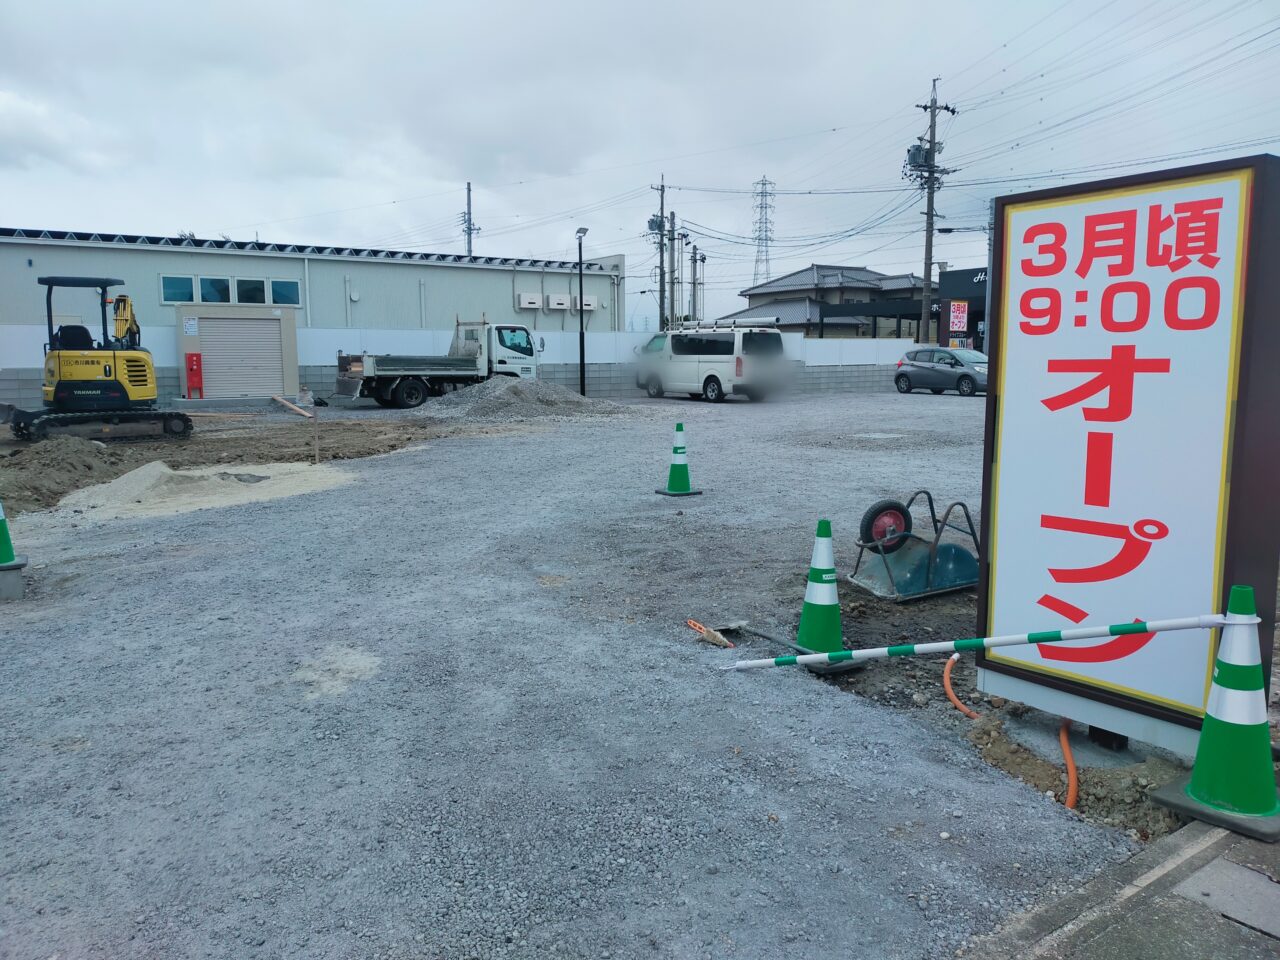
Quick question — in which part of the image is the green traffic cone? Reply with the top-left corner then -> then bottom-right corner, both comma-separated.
656,422 -> 702,497
797,519 -> 843,654
1152,585 -> 1280,841
0,498 -> 15,566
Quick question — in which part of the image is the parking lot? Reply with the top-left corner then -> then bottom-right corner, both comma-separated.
2,391 -> 1138,959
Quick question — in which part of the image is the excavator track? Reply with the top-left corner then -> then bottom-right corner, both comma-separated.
10,409 -> 193,442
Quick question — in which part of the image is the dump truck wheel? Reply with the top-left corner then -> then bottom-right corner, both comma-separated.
393,378 -> 427,408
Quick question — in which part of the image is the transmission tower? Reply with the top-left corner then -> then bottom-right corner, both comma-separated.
752,175 -> 775,285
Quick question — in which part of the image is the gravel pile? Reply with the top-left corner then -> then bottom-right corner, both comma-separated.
423,377 -> 629,421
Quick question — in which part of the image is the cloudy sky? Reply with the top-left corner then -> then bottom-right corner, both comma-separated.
1,0 -> 1276,324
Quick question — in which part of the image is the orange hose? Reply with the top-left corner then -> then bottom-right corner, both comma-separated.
942,653 -> 980,719
1059,719 -> 1079,809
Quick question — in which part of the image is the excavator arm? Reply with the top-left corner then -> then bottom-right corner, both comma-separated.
112,295 -> 142,350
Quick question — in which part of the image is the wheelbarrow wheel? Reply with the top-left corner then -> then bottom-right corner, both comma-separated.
861,499 -> 912,554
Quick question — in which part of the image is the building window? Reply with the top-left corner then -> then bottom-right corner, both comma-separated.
236,278 -> 266,304
199,277 -> 231,303
270,279 -> 301,305
160,275 -> 195,303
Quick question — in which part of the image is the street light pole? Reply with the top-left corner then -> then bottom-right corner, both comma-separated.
576,227 -> 588,396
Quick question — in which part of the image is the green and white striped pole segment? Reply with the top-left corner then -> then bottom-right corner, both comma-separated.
0,498 -> 14,565
796,519 -> 842,654
721,614 -> 1225,671
657,422 -> 701,496
1187,585 -> 1280,817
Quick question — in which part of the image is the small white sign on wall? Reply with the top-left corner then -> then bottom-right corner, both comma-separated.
182,317 -> 199,336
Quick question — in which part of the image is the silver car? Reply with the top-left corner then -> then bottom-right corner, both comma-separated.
895,347 -> 988,397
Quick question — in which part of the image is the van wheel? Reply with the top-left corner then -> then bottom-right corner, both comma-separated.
393,378 -> 428,408
646,377 -> 664,399
895,374 -> 913,393
957,375 -> 976,397
702,377 -> 724,402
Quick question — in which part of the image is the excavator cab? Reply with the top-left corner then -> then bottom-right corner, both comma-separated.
0,277 -> 192,440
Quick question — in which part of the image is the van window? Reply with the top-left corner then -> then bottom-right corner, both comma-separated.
702,332 -> 734,356
743,331 -> 783,355
642,335 -> 667,353
671,335 -> 697,356
496,326 -> 534,357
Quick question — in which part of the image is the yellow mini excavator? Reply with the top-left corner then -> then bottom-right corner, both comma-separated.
1,276 -> 193,440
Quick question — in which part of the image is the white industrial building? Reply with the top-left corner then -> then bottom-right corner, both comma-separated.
0,228 -> 624,404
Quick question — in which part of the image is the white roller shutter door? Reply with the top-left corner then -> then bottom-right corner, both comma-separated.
200,317 -> 285,398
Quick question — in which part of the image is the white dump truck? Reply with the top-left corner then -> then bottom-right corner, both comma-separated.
335,320 -> 539,408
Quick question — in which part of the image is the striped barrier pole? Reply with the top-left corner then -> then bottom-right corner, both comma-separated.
719,614 -> 1226,671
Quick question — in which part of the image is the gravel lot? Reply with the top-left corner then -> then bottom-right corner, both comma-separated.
2,391 -> 1135,960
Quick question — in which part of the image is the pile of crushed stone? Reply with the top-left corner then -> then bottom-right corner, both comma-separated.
0,437 -> 128,515
422,377 -> 628,421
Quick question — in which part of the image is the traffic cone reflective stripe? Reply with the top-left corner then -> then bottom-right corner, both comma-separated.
797,519 -> 843,654
656,422 -> 702,497
0,499 -> 14,566
1153,584 -> 1280,839
1186,585 -> 1279,817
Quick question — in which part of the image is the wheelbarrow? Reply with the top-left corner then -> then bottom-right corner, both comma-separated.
847,490 -> 980,602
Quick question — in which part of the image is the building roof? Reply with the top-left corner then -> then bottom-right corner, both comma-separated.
0,227 -> 612,272
739,264 -> 921,297
714,297 -> 821,326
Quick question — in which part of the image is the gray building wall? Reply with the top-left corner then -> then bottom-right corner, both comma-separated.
0,238 -> 624,335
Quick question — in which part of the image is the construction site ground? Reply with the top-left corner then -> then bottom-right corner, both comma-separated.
2,388 -> 1264,959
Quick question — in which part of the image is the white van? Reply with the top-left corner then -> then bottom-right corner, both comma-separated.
634,326 -> 786,402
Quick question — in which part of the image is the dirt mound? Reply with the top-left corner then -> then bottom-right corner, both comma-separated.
425,378 -> 626,420
57,460 -> 352,520
0,437 -> 130,515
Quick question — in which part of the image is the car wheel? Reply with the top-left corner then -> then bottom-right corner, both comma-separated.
860,499 -> 913,554
930,388 -> 944,395
393,378 -> 427,408
646,377 -> 665,399
895,374 -> 913,393
702,377 -> 724,402
957,375 -> 976,397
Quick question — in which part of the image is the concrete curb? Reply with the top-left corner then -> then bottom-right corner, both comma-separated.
973,822 -> 1233,958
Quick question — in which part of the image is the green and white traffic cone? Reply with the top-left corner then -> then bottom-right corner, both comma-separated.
1152,585 -> 1280,841
0,497 -> 29,603
0,497 -> 14,566
797,519 -> 843,654
656,422 -> 702,497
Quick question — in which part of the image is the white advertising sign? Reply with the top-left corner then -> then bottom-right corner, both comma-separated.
985,169 -> 1251,719
949,300 -> 969,331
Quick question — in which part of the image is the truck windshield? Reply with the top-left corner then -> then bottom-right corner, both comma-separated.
497,327 -> 534,357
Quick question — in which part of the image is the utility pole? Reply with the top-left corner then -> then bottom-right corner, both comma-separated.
650,177 -> 666,331
462,181 -> 481,256
667,212 -> 678,329
904,79 -> 957,344
690,244 -> 698,324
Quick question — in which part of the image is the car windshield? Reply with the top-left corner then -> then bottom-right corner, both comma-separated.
951,349 -> 987,363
